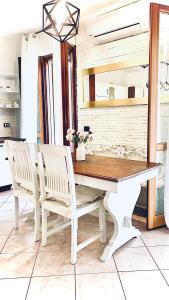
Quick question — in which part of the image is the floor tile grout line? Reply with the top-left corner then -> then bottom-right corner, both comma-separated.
140,235 -> 169,287
0,227 -> 14,254
0,276 -> 31,280
1,251 -> 40,255
24,241 -> 41,300
2,269 -> 168,281
113,255 -> 127,300
0,198 -> 7,208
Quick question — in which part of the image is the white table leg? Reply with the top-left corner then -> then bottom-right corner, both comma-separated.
100,180 -> 141,262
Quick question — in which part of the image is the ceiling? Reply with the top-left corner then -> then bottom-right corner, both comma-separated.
0,0 -> 118,38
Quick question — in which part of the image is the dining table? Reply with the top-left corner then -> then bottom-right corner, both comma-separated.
73,155 -> 160,262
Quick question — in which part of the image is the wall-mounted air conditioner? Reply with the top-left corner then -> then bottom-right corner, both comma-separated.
87,1 -> 149,45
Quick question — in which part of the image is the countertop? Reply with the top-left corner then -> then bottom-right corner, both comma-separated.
0,137 -> 26,144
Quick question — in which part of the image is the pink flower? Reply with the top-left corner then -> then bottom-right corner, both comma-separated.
67,128 -> 75,135
66,133 -> 73,141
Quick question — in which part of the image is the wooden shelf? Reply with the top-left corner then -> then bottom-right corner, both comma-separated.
81,96 -> 169,108
0,90 -> 19,94
0,107 -> 20,109
0,73 -> 18,79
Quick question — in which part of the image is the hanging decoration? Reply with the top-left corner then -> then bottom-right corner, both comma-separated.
40,0 -> 80,42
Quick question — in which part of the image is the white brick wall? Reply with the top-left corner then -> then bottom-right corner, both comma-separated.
76,23 -> 169,159
76,23 -> 149,157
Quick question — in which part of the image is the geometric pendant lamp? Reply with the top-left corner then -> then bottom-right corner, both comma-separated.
42,0 -> 80,42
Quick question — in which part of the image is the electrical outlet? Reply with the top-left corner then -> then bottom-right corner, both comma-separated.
3,123 -> 10,128
84,126 -> 90,132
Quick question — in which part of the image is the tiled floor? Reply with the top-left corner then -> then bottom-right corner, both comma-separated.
0,190 -> 169,299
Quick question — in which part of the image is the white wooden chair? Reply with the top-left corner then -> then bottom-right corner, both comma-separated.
5,140 -> 40,241
38,144 -> 107,264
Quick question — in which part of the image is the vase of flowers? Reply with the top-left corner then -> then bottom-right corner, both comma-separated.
66,128 -> 93,161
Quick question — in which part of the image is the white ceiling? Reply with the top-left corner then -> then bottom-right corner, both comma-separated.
0,0 -> 117,38
1,0 -> 169,39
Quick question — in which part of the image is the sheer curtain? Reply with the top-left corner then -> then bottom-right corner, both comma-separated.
20,33 -> 38,142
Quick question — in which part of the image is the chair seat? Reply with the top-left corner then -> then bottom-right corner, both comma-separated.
13,184 -> 39,201
43,186 -> 104,219
46,185 -> 104,207
75,185 -> 104,206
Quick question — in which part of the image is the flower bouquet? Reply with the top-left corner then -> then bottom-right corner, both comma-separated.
66,129 -> 93,160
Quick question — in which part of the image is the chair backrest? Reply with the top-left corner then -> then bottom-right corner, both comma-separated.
38,144 -> 76,208
5,140 -> 38,194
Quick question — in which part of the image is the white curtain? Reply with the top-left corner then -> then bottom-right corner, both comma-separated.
164,123 -> 169,227
20,33 -> 38,142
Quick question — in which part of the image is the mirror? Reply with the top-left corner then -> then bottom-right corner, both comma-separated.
81,59 -> 169,108
83,65 -> 148,102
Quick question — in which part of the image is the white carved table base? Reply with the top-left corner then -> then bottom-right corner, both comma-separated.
100,180 -> 141,262
75,168 -> 158,263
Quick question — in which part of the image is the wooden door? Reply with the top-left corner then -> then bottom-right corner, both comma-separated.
148,3 -> 169,229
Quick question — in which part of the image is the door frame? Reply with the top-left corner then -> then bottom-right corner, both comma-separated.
148,3 -> 169,229
61,42 -> 77,145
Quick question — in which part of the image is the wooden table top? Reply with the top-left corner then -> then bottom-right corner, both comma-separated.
73,155 -> 160,183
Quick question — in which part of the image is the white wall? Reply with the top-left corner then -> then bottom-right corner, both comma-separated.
0,37 -> 21,74
20,32 -> 63,144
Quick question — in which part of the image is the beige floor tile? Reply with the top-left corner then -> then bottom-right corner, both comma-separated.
76,273 -> 125,300
0,201 -> 5,207
148,246 -> 169,269
76,248 -> 116,274
6,195 -> 26,203
121,236 -> 144,248
161,270 -> 169,285
0,211 -> 15,221
39,229 -> 110,252
0,191 -> 11,202
0,197 -> 7,203
114,247 -> 157,271
78,230 -> 109,250
23,200 -> 34,210
0,222 -> 13,235
0,200 -> 27,212
27,275 -> 75,300
33,251 -> 74,276
120,270 -> 169,300
39,232 -> 71,252
78,214 -> 113,232
141,227 -> 169,246
0,236 -> 8,251
0,252 -> 36,278
12,221 -> 35,235
0,278 -> 29,300
2,235 -> 39,253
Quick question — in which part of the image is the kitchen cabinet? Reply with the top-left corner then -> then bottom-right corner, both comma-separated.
0,143 -> 12,188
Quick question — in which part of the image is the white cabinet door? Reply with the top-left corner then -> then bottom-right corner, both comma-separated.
0,144 -> 12,187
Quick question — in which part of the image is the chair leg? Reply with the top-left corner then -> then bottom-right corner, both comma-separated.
34,200 -> 41,242
14,196 -> 19,229
71,218 -> 78,265
42,206 -> 48,246
99,204 -> 107,243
